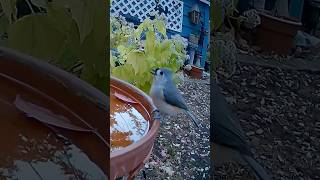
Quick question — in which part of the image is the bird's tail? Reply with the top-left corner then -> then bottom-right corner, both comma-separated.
185,110 -> 200,128
241,155 -> 271,180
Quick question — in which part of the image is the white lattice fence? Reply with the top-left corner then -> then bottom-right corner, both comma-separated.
111,0 -> 184,32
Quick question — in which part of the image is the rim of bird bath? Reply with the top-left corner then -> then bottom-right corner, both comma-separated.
110,76 -> 160,180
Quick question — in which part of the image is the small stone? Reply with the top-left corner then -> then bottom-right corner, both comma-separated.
278,155 -> 284,163
256,129 -> 264,135
246,131 -> 255,136
260,155 -> 266,159
306,152 -> 312,158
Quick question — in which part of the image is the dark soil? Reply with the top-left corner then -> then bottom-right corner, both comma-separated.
215,61 -> 320,180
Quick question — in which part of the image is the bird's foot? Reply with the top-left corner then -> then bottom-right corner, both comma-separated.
152,109 -> 163,122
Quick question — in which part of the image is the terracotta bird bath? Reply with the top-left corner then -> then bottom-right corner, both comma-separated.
0,47 -> 108,179
110,77 -> 160,180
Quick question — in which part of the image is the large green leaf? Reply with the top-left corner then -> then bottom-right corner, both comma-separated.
0,14 -> 9,34
7,14 -> 66,61
127,51 -> 147,75
55,20 -> 80,70
145,31 -> 155,54
0,0 -> 17,23
59,0 -> 94,44
79,0 -> 107,94
46,1 -> 73,34
212,0 -> 223,31
154,19 -> 166,36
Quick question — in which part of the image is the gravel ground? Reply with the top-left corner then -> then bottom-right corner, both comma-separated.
136,73 -> 211,179
215,61 -> 320,179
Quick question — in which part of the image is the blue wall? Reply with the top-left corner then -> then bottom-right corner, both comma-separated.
168,0 -> 210,68
119,0 -> 210,68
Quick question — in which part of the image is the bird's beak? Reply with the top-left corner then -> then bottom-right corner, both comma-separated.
150,68 -> 157,75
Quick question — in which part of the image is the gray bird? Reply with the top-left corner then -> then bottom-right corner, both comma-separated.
149,68 -> 200,128
211,80 -> 271,180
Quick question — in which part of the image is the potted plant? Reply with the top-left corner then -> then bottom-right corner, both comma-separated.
187,51 -> 204,79
256,0 -> 302,54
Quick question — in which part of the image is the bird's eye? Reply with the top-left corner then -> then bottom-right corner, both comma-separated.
160,71 -> 163,75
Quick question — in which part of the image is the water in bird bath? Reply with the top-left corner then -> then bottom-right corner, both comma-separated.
0,68 -> 107,179
110,87 -> 149,152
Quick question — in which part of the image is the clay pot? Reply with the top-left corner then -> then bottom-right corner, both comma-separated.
110,77 -> 160,180
257,12 -> 302,54
0,47 -> 108,178
186,65 -> 204,79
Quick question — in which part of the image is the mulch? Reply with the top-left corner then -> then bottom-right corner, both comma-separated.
215,59 -> 320,180
136,74 -> 211,179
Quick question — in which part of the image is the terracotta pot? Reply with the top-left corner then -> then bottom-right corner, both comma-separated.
0,47 -> 108,178
257,12 -> 302,54
110,77 -> 160,180
186,65 -> 203,79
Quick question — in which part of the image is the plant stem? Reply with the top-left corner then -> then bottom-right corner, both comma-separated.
25,0 -> 35,14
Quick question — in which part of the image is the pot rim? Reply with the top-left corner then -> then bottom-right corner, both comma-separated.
192,65 -> 204,70
0,47 -> 108,109
110,76 -> 160,158
258,11 -> 302,26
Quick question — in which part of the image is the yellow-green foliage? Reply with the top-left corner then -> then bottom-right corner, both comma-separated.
110,15 -> 187,93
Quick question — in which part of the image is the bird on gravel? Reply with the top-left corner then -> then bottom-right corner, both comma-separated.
211,80 -> 271,180
149,67 -> 200,128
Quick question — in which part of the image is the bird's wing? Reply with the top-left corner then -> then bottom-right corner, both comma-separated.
163,81 -> 188,111
211,81 -> 252,156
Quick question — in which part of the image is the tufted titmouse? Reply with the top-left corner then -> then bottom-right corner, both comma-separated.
211,80 -> 270,180
149,68 -> 200,128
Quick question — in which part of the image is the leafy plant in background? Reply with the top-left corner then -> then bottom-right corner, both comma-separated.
110,14 -> 187,93
211,0 -> 238,78
0,0 -> 108,94
212,31 -> 237,78
212,0 -> 239,31
211,0 -> 261,80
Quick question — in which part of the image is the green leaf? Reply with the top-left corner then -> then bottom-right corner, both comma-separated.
55,20 -> 80,69
212,0 -> 223,30
145,31 -> 155,53
112,64 -> 134,83
127,51 -> 146,74
155,19 -> 166,35
0,37 -> 7,46
55,44 -> 78,70
46,1 -> 73,34
79,0 -> 107,94
146,56 -> 156,67
0,14 -> 9,34
30,0 -> 48,9
117,45 -> 127,55
60,0 -> 95,44
8,14 -> 66,61
0,0 -> 17,23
